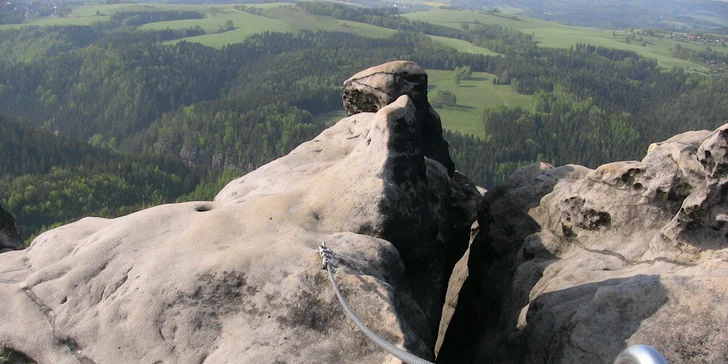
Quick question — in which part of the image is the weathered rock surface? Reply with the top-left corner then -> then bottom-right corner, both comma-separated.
438,124 -> 728,363
342,61 -> 455,176
0,205 -> 23,253
0,63 -> 480,364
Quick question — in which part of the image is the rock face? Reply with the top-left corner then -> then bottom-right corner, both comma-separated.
342,61 -> 456,177
0,62 -> 480,363
0,205 -> 23,253
4,60 -> 723,364
438,125 -> 728,363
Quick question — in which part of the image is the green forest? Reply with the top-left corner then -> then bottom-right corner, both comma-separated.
1,2 -> 727,242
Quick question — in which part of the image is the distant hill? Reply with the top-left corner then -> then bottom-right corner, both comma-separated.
444,0 -> 728,30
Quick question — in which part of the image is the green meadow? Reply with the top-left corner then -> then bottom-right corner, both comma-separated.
426,69 -> 533,136
405,9 -> 726,72
312,109 -> 349,126
428,35 -> 500,55
158,6 -> 396,48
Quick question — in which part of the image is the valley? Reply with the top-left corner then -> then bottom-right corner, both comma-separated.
0,0 -> 727,239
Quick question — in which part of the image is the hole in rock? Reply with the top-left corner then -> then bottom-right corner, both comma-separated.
562,224 -> 577,238
60,297 -> 67,304
195,205 -> 212,212
701,150 -> 712,168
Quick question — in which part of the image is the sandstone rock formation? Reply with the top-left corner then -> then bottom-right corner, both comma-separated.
4,60 -> 724,364
0,62 -> 480,363
438,124 -> 728,363
0,205 -> 23,253
342,61 -> 455,177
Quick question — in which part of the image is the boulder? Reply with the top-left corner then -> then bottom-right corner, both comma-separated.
342,60 -> 455,176
342,61 -> 428,115
0,205 -> 23,253
0,64 -> 480,364
438,124 -> 728,363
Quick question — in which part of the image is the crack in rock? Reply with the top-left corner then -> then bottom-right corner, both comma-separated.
567,239 -> 695,267
22,286 -> 97,364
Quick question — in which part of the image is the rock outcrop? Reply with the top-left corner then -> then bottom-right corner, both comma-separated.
342,61 -> 456,177
0,205 -> 23,253
0,62 -> 480,363
438,125 -> 728,363
3,60 -> 724,364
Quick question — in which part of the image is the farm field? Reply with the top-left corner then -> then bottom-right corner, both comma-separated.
426,69 -> 533,136
428,35 -> 500,55
159,6 -> 396,48
405,9 -> 727,72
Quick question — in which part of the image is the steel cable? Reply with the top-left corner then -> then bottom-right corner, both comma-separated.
320,242 -> 435,364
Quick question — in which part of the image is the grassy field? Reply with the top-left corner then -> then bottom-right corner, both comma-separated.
405,9 -> 726,72
429,35 -> 500,55
0,3 -> 236,29
427,69 -> 533,136
0,3 -> 396,47
312,109 -> 349,126
0,3 -> 496,53
145,11 -> 291,48
158,6 -> 396,48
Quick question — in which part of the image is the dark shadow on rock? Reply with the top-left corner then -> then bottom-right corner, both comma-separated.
0,204 -> 24,253
0,347 -> 36,364
506,275 -> 667,364
437,165 -> 575,363
377,103 -> 440,349
374,99 -> 480,359
341,62 -> 480,357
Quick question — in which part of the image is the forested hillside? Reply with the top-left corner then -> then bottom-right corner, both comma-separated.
0,114 -> 203,238
1,2 -> 727,240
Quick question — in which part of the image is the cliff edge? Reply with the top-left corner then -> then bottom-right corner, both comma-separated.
1,61 -> 726,364
0,61 -> 479,364
438,124 -> 728,363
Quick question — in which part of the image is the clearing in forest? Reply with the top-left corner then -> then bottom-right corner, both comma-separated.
426,69 -> 533,136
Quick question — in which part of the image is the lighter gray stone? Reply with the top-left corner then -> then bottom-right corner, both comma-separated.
0,79 -> 478,363
438,123 -> 728,364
